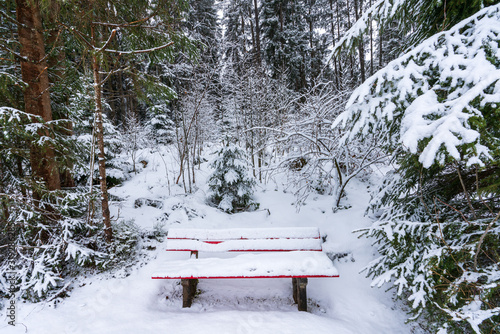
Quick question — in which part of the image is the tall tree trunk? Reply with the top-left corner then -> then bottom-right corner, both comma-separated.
336,0 -> 342,78
16,0 -> 61,195
253,0 -> 261,67
0,160 -> 9,221
346,0 -> 355,84
329,0 -> 340,89
46,0 -> 76,188
91,24 -> 112,243
308,0 -> 313,49
369,0 -> 374,76
379,25 -> 383,68
354,0 -> 366,83
250,20 -> 256,57
240,14 -> 246,52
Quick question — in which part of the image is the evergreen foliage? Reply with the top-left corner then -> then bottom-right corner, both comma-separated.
334,4 -> 500,332
3,0 -> 497,322
223,0 -> 254,73
146,108 -> 175,145
0,106 -> 104,301
332,0 -> 500,56
208,142 -> 257,213
0,0 -> 194,302
261,0 -> 328,91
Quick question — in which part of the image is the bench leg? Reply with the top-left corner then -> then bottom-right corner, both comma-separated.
181,279 -> 198,308
296,278 -> 308,312
292,278 -> 298,304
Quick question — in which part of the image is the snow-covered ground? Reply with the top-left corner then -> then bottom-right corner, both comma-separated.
1,147 -> 424,333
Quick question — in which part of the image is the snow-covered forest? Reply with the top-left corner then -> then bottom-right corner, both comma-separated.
1,0 -> 499,333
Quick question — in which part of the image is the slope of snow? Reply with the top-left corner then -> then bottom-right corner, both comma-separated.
0,147 -> 424,333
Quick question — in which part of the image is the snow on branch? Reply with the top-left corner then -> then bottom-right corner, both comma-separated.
333,4 -> 500,168
329,0 -> 410,57
103,41 -> 174,55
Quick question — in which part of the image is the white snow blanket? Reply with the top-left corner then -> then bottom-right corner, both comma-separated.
167,227 -> 321,240
152,251 -> 338,279
166,238 -> 322,252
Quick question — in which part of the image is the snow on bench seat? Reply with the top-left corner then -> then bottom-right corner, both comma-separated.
166,227 -> 322,252
166,238 -> 322,252
167,227 -> 321,241
152,251 -> 338,279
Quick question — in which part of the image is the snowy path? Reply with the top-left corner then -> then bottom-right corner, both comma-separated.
1,150 -> 421,333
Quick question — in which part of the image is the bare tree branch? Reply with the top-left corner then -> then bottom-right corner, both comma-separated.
103,41 -> 174,55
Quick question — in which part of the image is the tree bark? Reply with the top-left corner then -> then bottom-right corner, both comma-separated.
253,0 -> 261,67
336,0 -> 342,77
354,0 -> 366,83
46,0 -> 76,188
16,0 -> 61,195
346,0 -> 355,84
369,0 -> 374,76
329,0 -> 341,89
91,24 -> 113,243
379,23 -> 383,68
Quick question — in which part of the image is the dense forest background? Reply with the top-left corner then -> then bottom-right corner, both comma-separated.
1,0 -> 499,333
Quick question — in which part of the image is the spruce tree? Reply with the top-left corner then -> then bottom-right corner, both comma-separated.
223,0 -> 254,74
0,0 -> 196,300
261,0 -> 325,91
208,142 -> 257,213
334,4 -> 500,332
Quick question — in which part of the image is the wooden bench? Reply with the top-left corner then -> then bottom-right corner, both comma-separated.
152,227 -> 338,311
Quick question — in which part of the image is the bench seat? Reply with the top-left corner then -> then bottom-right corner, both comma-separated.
152,251 -> 338,279
166,227 -> 323,253
165,238 -> 322,252
167,227 -> 321,240
153,227 -> 337,311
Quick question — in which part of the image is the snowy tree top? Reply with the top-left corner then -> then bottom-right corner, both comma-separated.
333,4 -> 500,168
330,0 -> 413,57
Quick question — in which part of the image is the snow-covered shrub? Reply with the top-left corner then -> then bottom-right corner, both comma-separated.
122,112 -> 151,174
0,107 -> 108,302
68,75 -> 129,188
105,220 -> 141,266
360,169 -> 500,333
0,188 -> 107,302
334,5 -> 500,333
145,105 -> 175,145
208,143 -> 257,213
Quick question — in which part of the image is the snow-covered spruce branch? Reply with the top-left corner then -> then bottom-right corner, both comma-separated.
0,43 -> 28,62
436,304 -> 500,334
0,9 -> 28,29
330,0 -> 384,56
329,0 -> 423,59
474,210 -> 500,271
91,11 -> 159,28
334,4 -> 500,168
359,169 -> 500,332
96,28 -> 119,54
100,66 -> 131,86
0,106 -> 39,121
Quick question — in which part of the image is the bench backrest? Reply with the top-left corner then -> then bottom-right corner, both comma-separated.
166,227 -> 322,252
